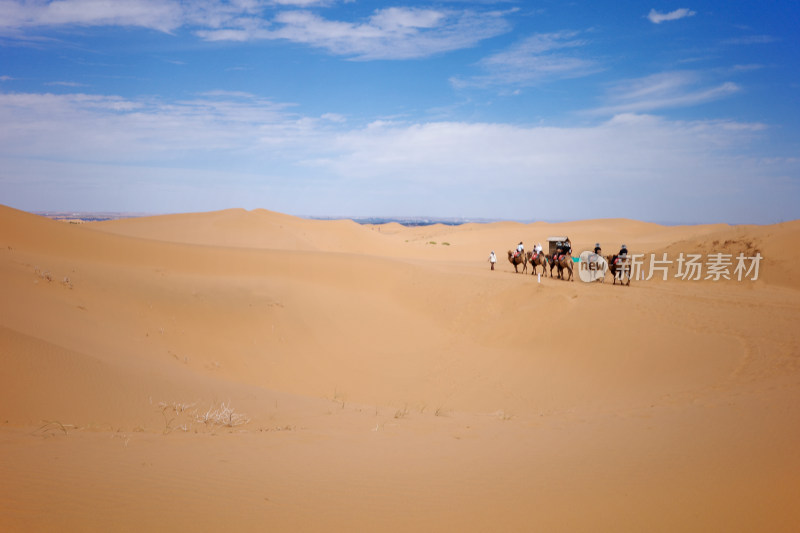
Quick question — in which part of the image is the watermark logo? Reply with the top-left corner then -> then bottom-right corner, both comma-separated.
577,252 -> 762,282
577,251 -> 607,283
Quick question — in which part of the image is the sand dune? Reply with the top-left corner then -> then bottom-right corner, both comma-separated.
1,204 -> 799,532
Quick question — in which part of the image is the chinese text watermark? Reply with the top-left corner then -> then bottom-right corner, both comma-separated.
577,252 -> 762,282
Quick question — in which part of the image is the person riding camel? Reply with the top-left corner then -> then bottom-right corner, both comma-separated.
615,244 -> 629,265
560,238 -> 572,259
515,241 -> 524,258
534,242 -> 543,258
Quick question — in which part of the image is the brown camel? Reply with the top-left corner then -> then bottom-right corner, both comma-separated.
529,250 -> 548,276
607,254 -> 631,286
552,253 -> 574,281
548,254 -> 558,277
507,250 -> 528,274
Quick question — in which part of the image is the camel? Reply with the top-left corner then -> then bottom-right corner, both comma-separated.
607,254 -> 631,286
529,250 -> 548,276
507,250 -> 528,274
552,253 -> 574,281
548,254 -> 559,278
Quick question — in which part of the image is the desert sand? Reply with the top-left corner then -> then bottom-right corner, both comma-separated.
1,205 -> 799,532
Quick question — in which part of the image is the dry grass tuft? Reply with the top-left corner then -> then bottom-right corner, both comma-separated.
155,400 -> 250,432
194,402 -> 250,428
33,420 -> 74,437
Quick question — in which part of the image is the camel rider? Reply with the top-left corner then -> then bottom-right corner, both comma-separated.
534,242 -> 543,258
616,244 -> 628,264
516,242 -> 524,258
562,238 -> 572,257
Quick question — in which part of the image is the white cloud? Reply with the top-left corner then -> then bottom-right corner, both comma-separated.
0,89 -> 794,222
321,112 -> 346,123
45,81 -> 88,87
198,7 -> 511,60
0,1 -> 512,60
451,31 -> 599,89
588,71 -> 740,115
181,0 -> 264,30
0,91 -> 305,162
647,8 -> 696,24
271,0 -> 332,5
302,115 -> 796,222
0,0 -> 184,33
0,89 -> 770,172
722,35 -> 778,45
370,7 -> 445,31
316,115 -> 765,186
727,64 -> 765,73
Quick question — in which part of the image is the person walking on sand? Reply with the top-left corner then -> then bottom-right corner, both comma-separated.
488,251 -> 497,270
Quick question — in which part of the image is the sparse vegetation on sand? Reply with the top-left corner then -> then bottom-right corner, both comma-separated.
194,402 -> 250,428
32,420 -> 73,437
157,400 -> 250,433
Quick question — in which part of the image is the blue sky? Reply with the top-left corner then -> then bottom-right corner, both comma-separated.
1,1 -> 798,223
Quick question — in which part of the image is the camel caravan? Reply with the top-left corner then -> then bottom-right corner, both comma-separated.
504,237 -> 633,285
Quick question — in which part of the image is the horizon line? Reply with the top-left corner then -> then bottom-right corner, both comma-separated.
25,207 -> 790,228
